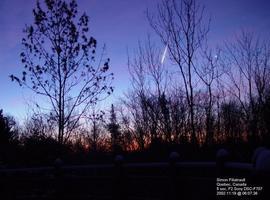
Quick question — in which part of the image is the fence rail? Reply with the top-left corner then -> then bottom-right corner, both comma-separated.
0,148 -> 269,200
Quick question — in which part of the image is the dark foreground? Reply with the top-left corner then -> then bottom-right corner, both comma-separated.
0,149 -> 270,200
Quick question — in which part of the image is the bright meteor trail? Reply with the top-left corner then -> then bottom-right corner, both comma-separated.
161,45 -> 168,64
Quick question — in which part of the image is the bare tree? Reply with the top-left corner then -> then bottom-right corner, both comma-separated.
10,0 -> 113,144
23,113 -> 54,138
121,92 -> 150,151
148,0 -> 209,144
194,48 -> 222,144
84,106 -> 105,152
126,35 -> 172,146
220,101 -> 243,144
224,31 -> 270,143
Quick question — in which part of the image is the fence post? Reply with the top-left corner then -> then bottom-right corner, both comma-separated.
169,152 -> 180,200
252,147 -> 267,168
253,149 -> 270,199
216,149 -> 229,177
54,158 -> 64,198
113,155 -> 125,200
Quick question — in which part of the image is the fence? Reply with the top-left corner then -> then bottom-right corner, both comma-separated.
0,148 -> 269,200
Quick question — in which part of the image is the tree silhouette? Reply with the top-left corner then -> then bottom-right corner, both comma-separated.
148,0 -> 210,145
0,110 -> 18,146
10,0 -> 113,144
220,101 -> 243,144
0,109 -> 19,163
86,107 -> 105,152
224,31 -> 270,145
107,104 -> 122,153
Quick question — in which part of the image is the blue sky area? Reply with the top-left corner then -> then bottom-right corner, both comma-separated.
0,0 -> 270,122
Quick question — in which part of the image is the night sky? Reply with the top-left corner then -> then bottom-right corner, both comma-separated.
0,0 -> 270,121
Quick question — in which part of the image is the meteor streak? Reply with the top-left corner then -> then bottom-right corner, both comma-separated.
161,45 -> 168,64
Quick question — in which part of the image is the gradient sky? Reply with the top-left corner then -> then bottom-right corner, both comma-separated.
0,0 -> 270,122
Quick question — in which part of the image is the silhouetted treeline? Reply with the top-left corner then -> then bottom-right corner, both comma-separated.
117,0 -> 270,153
0,93 -> 269,166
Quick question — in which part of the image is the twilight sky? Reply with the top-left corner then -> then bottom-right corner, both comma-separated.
0,0 -> 270,121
